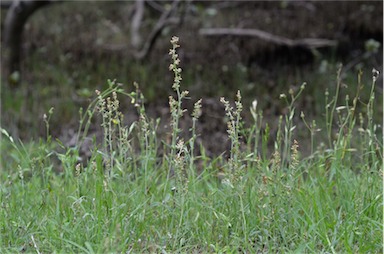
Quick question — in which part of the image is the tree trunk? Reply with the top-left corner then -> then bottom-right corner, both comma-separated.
3,0 -> 53,84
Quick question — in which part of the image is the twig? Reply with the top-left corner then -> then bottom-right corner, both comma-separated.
31,235 -> 41,254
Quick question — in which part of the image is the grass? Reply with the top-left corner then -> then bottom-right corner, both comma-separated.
0,37 -> 382,253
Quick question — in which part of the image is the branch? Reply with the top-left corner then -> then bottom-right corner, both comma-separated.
133,0 -> 181,60
130,0 -> 145,48
199,28 -> 337,49
146,0 -> 165,12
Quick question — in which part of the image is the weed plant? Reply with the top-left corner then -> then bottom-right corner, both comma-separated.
0,37 -> 382,253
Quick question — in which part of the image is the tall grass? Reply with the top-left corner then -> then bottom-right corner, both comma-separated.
0,37 -> 382,253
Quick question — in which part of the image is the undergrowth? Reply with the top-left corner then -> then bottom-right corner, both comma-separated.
0,36 -> 382,253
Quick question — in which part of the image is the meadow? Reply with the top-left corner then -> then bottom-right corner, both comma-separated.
0,37 -> 382,253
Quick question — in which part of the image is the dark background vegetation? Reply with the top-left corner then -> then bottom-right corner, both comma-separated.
1,0 -> 383,156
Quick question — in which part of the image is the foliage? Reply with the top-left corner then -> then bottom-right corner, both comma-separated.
0,37 -> 382,253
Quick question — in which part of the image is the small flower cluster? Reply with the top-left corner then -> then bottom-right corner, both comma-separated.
220,90 -> 244,184
169,36 -> 182,91
96,90 -> 123,127
290,139 -> 299,170
168,36 -> 189,135
95,83 -> 126,173
192,99 -> 202,120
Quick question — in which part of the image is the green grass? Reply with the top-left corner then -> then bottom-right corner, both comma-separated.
0,37 -> 382,253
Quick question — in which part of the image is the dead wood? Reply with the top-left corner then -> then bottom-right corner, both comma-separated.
199,28 -> 337,49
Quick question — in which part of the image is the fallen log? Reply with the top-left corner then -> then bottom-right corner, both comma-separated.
199,28 -> 337,49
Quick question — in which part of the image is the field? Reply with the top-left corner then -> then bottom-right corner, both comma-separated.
1,35 -> 383,253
